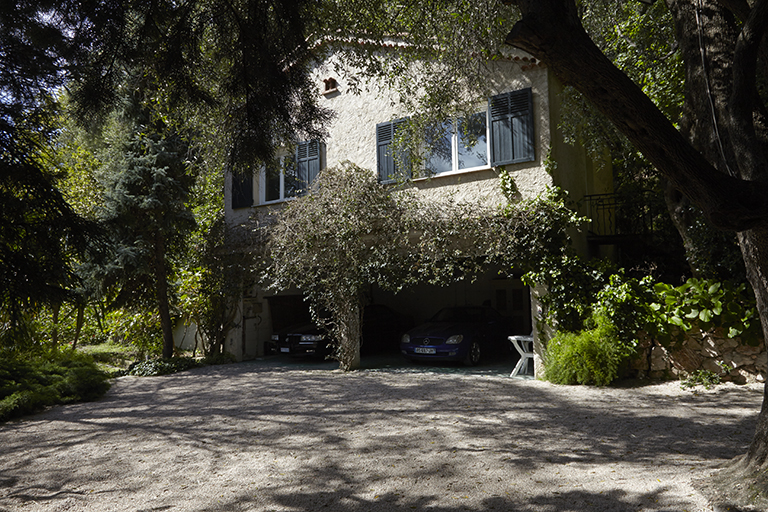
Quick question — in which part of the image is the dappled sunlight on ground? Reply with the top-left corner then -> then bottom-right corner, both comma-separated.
0,355 -> 762,511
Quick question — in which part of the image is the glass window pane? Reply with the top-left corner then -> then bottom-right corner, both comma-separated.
265,159 -> 281,202
425,120 -> 453,175
458,113 -> 488,170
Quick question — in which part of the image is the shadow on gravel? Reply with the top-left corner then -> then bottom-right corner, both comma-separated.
194,487 -> 683,512
0,356 -> 762,511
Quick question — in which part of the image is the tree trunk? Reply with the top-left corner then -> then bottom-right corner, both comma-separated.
505,0 -> 768,478
738,227 -> 768,466
154,232 -> 175,359
72,303 -> 84,351
50,302 -> 60,350
337,299 -> 361,371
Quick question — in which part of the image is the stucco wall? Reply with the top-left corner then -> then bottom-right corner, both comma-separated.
222,49 -> 604,361
312,51 -> 555,207
224,49 -> 571,226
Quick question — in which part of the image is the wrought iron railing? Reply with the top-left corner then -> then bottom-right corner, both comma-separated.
582,192 -> 658,239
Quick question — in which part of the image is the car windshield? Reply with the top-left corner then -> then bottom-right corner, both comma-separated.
429,307 -> 486,323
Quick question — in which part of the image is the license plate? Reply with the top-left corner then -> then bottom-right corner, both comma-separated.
280,347 -> 290,353
414,347 -> 436,354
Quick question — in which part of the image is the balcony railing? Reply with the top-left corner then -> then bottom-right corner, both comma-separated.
582,192 -> 658,240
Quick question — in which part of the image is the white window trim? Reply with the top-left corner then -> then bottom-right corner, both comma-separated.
258,141 -> 323,204
421,112 -> 492,179
259,153 -> 290,204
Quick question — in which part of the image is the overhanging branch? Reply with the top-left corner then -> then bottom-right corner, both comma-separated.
505,0 -> 768,232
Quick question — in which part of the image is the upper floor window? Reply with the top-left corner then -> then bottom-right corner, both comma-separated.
425,112 -> 489,175
489,88 -> 534,166
231,172 -> 253,209
375,87 -> 534,182
376,118 -> 410,183
261,140 -> 324,203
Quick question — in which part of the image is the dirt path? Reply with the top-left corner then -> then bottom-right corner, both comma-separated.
0,357 -> 763,511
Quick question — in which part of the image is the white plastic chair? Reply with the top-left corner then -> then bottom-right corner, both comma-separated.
509,334 -> 534,378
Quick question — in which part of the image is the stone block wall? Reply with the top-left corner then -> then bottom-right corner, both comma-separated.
630,328 -> 767,384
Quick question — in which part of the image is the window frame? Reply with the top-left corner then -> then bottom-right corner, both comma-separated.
376,87 -> 534,183
424,112 -> 491,177
259,140 -> 324,204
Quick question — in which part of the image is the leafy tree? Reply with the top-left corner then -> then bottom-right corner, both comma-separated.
92,95 -> 196,359
69,0 -> 332,173
502,1 -> 768,491
178,216 -> 264,357
2,0 -> 336,354
0,1 -> 106,349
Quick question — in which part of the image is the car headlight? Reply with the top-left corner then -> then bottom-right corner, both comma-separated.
300,334 -> 322,342
446,335 -> 463,344
401,334 -> 410,344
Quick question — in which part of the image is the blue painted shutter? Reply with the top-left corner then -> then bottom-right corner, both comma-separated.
376,118 -> 410,182
231,172 -> 253,208
296,140 -> 323,194
489,88 -> 534,166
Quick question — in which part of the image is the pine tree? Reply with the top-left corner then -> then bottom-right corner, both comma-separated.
95,100 -> 196,358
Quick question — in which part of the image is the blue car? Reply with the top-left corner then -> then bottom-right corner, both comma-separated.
400,306 -> 515,366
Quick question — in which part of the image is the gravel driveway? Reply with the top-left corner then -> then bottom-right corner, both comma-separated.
0,355 -> 763,512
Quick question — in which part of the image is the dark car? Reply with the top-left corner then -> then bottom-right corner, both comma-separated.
272,304 -> 413,357
400,306 -> 515,366
272,321 -> 332,357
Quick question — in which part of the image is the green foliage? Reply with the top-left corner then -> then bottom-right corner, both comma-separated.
122,357 -> 204,377
543,314 -> 636,386
269,163 -> 411,369
594,273 -> 657,345
77,342 -> 136,369
105,310 -> 163,359
650,279 -> 761,346
119,353 -> 234,377
679,363 -> 733,391
498,170 -> 519,202
528,247 -> 760,349
179,216 -> 264,357
201,352 -> 237,365
268,166 -> 583,370
524,256 -> 613,332
0,350 -> 111,423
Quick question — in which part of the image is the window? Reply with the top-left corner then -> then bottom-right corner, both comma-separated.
489,88 -> 534,166
376,118 -> 411,182
376,88 -> 534,182
323,77 -> 338,94
262,140 -> 324,203
231,172 -> 253,209
425,112 -> 489,175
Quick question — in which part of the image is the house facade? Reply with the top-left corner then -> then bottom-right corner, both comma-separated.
213,48 -> 612,363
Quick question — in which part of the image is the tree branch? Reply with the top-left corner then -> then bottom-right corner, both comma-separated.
730,0 -> 768,179
505,0 -> 768,231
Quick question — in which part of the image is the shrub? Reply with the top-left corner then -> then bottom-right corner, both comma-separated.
595,272 -> 657,345
543,315 -> 636,386
0,351 -> 111,423
122,357 -> 204,376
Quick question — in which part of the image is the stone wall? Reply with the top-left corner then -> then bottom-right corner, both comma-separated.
630,329 -> 767,384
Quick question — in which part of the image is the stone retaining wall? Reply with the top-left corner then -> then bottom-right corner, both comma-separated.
630,328 -> 767,384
